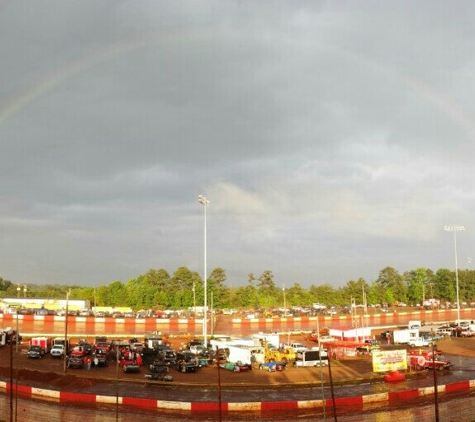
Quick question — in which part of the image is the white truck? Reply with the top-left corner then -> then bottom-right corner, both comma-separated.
286,342 -> 308,354
52,337 -> 69,353
393,329 -> 419,344
50,344 -> 65,358
408,320 -> 422,329
408,337 -> 433,348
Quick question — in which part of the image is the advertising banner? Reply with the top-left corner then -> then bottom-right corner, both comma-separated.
372,349 -> 407,372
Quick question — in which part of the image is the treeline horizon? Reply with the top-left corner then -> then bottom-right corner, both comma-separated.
0,266 -> 474,311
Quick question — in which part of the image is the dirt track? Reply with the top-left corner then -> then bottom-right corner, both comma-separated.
2,334 -> 474,391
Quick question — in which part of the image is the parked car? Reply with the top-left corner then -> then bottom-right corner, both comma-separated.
67,356 -> 85,369
189,344 -> 206,355
319,336 -> 336,343
436,328 -> 453,337
77,340 -> 93,354
220,362 -> 252,372
130,342 -> 144,353
259,361 -> 286,372
286,342 -> 308,353
157,348 -> 177,366
94,350 -> 109,366
149,360 -> 169,373
355,340 -> 380,355
94,341 -> 111,353
123,361 -> 140,373
174,351 -> 199,373
50,344 -> 65,358
144,373 -> 173,382
70,346 -> 86,357
27,345 -> 45,359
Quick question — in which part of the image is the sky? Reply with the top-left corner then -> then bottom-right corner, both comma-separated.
1,1 -> 475,289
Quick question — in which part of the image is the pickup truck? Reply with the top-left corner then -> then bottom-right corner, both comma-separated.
286,343 -> 308,353
66,356 -> 85,369
27,345 -> 45,359
408,337 -> 434,348
50,344 -> 65,358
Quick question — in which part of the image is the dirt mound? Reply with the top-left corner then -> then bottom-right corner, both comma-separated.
0,367 -> 103,389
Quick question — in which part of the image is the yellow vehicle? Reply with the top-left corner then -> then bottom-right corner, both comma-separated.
261,340 -> 296,364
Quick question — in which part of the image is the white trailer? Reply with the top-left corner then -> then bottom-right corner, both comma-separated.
226,344 -> 265,365
393,329 -> 419,344
294,349 -> 328,367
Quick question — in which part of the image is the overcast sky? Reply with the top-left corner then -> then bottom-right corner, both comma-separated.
1,1 -> 474,289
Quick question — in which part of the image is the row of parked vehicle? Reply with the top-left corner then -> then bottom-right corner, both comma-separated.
25,334 -> 206,378
26,334 -> 320,377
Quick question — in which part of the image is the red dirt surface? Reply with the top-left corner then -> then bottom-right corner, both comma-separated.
1,335 -> 473,390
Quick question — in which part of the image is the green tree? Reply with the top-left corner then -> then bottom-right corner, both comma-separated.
0,277 -> 12,293
405,268 -> 433,305
257,270 -> 278,308
308,283 -> 337,305
286,282 -> 311,307
70,286 -> 95,305
208,268 -> 228,309
105,281 -> 126,307
434,268 -> 456,304
145,268 -> 172,308
169,266 -> 196,309
374,267 -> 406,305
341,278 -> 368,305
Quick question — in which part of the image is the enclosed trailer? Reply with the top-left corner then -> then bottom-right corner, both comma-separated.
30,337 -> 52,353
226,344 -> 265,365
393,329 -> 419,344
294,349 -> 328,367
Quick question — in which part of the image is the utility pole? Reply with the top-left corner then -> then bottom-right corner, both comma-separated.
63,289 -> 71,374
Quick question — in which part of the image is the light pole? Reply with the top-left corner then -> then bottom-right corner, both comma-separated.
444,225 -> 465,325
198,194 -> 209,348
63,289 -> 71,374
362,282 -> 368,316
192,280 -> 196,318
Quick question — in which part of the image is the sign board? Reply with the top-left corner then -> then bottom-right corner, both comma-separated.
372,349 -> 407,372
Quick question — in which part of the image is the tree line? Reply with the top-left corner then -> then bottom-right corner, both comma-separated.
0,266 -> 474,311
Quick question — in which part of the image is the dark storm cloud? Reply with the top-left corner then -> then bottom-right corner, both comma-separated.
0,1 -> 474,286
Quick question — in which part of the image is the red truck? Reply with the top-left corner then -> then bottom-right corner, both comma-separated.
408,349 -> 454,371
